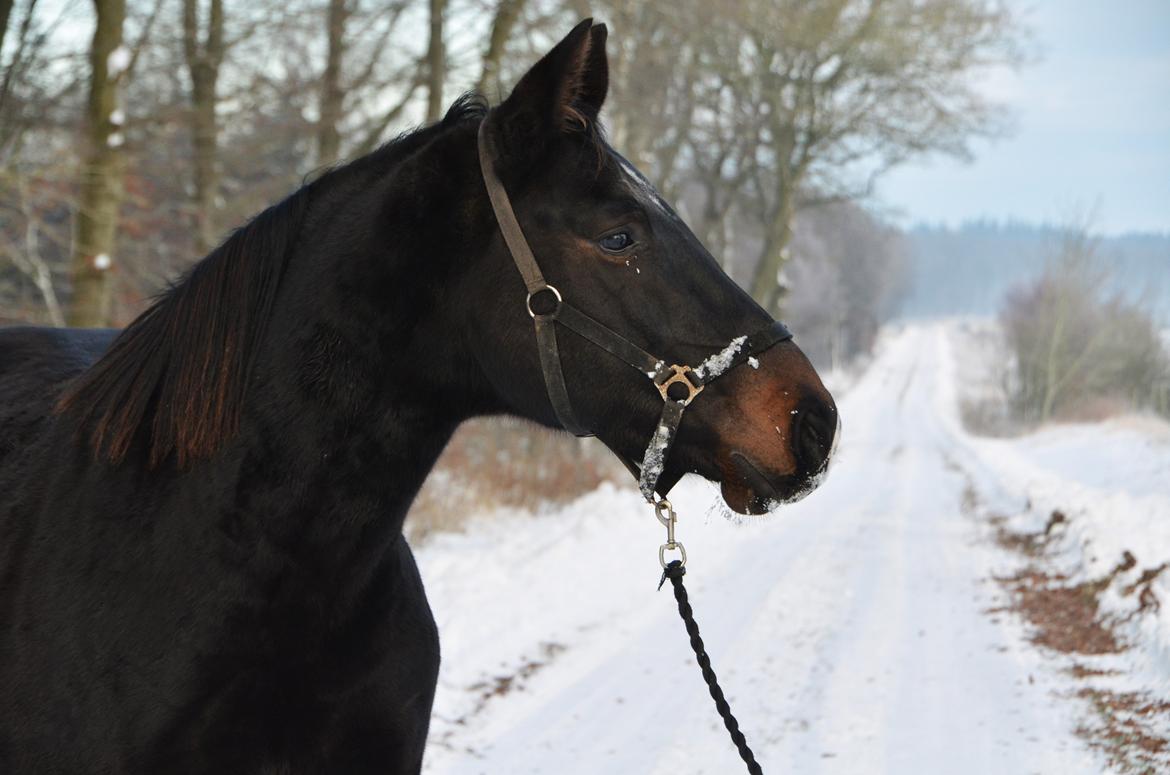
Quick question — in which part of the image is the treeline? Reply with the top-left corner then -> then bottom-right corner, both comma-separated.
2,0 -> 1024,355
899,221 -> 1170,321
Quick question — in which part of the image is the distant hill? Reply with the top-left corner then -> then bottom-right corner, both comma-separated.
897,221 -> 1170,322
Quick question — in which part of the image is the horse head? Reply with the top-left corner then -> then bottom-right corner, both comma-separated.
464,21 -> 838,514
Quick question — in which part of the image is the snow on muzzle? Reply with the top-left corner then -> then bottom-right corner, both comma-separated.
709,340 -> 838,515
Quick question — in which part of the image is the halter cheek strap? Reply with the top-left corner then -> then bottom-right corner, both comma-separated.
477,118 -> 793,499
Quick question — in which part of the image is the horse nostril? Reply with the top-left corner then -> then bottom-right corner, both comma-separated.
795,399 -> 837,475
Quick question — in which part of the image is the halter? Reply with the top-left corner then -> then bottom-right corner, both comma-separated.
477,118 -> 793,501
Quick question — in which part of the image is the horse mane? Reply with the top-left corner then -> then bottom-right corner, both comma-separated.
58,99 -> 491,469
57,189 -> 312,468
55,94 -> 563,468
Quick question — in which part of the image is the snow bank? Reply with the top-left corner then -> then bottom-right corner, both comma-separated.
945,323 -> 1170,688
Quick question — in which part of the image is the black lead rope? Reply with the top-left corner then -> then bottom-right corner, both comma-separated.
659,560 -> 765,775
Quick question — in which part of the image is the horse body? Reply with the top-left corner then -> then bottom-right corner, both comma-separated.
0,276 -> 451,772
1,20 -> 837,773
0,118 -> 480,774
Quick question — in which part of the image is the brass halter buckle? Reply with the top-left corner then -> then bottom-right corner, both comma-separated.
656,364 -> 704,406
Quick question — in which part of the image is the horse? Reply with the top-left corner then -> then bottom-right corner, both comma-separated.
0,20 -> 837,774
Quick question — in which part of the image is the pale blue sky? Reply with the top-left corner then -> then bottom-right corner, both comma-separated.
877,0 -> 1170,236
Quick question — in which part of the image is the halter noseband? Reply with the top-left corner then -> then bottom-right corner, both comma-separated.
477,117 -> 793,500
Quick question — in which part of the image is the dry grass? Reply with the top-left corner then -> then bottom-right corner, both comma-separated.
405,418 -> 631,543
1075,688 -> 1170,774
994,567 -> 1123,655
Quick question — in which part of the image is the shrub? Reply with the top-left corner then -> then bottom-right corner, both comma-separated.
1000,231 -> 1170,423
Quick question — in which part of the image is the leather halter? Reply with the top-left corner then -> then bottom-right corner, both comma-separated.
477,117 -> 793,500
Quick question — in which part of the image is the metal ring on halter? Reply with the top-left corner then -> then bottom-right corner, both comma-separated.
656,365 -> 704,406
525,284 -> 563,319
659,541 -> 687,568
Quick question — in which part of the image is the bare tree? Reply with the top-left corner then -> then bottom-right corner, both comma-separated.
1002,223 -> 1170,422
0,0 -> 15,66
476,0 -> 527,98
1,168 -> 66,325
586,0 -> 1023,312
425,0 -> 446,123
316,0 -> 348,166
784,201 -> 906,369
314,0 -> 423,161
182,0 -> 225,254
68,0 -> 127,327
730,0 -> 1022,310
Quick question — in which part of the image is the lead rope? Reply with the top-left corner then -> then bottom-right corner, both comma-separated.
654,500 -> 765,775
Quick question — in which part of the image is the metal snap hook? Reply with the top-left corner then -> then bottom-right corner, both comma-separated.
654,498 -> 686,568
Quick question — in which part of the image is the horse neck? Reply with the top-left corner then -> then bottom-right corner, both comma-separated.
228,128 -> 496,546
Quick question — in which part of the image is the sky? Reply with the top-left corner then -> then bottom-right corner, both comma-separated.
877,0 -> 1170,236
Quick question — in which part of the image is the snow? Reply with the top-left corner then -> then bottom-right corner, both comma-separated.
93,253 -> 111,270
937,320 -> 1170,684
107,132 -> 124,149
954,407 -> 1170,682
106,45 -> 131,77
637,423 -> 673,500
109,108 -> 125,126
692,335 -> 747,380
414,322 -> 1167,774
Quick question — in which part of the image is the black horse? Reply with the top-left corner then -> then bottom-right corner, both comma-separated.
0,21 -> 836,774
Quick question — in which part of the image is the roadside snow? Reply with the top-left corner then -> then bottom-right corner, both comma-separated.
954,405 -> 1170,684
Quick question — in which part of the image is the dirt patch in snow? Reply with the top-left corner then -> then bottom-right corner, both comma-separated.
1074,688 -> 1170,774
461,641 -> 567,723
428,641 -> 568,759
989,513 -> 1127,654
986,509 -> 1170,772
993,566 -> 1123,655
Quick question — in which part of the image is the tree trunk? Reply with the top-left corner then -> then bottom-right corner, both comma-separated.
749,182 -> 796,313
0,0 -> 14,66
476,0 -> 525,98
183,0 -> 224,256
317,0 -> 347,165
68,0 -> 126,327
425,0 -> 445,123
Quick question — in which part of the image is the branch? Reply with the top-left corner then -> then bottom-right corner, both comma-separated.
350,71 -> 425,157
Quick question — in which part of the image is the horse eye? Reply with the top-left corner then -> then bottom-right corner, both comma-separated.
599,232 -> 634,253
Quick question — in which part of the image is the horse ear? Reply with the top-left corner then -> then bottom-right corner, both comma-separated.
492,19 -> 608,157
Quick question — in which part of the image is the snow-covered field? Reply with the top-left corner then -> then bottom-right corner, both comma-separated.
414,322 -> 1170,774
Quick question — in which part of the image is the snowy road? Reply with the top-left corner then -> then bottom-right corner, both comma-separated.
416,325 -> 1126,774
